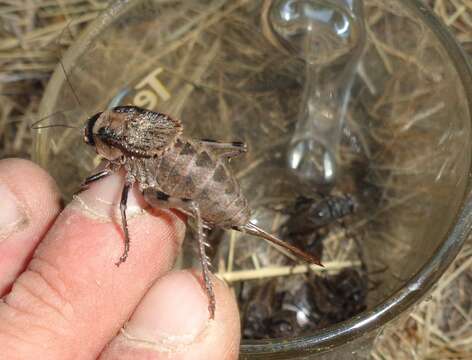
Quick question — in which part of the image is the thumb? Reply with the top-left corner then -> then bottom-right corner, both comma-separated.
100,270 -> 240,360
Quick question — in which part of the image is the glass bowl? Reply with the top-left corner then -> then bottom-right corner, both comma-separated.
34,0 -> 472,358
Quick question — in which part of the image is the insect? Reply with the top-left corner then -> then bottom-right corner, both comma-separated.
242,268 -> 368,339
283,193 -> 357,235
74,105 -> 321,319
239,192 -> 365,338
279,193 -> 357,261
242,280 -> 277,339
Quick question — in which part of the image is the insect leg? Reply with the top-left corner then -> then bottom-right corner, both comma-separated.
198,139 -> 247,158
75,161 -> 113,194
142,189 -> 216,319
73,170 -> 113,195
191,201 -> 216,320
116,182 -> 132,267
84,169 -> 112,186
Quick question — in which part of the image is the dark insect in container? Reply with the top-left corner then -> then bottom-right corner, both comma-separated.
242,280 -> 277,339
242,269 -> 368,339
37,106 -> 321,319
284,193 -> 358,233
281,193 -> 358,260
241,194 -> 366,338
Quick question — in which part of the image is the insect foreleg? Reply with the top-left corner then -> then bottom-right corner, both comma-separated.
82,169 -> 112,186
75,161 -> 113,194
142,189 -> 216,319
116,181 -> 132,267
198,139 -> 247,158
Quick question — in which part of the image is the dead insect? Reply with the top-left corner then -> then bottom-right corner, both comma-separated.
242,279 -> 313,339
72,105 -> 320,319
241,268 -> 368,339
310,268 -> 368,324
267,309 -> 302,338
242,280 -> 277,339
284,193 -> 357,235
280,193 -> 357,261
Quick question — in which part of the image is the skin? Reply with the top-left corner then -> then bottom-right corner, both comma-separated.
0,158 -> 241,360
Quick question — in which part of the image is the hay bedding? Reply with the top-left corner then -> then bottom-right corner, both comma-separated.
0,1 -> 471,358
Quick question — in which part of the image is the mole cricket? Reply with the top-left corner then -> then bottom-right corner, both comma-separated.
37,105 -> 321,319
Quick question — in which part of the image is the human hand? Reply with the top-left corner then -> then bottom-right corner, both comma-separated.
0,159 -> 240,359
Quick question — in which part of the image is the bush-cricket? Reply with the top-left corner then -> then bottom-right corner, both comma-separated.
34,104 -> 321,319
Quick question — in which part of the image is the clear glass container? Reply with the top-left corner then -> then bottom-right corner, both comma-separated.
34,0 -> 472,358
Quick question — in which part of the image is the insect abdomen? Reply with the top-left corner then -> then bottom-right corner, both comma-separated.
156,138 -> 250,227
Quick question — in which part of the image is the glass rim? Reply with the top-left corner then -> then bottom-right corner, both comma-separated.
35,0 -> 472,357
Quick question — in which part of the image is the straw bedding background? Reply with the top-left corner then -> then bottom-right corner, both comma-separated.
0,1 -> 471,358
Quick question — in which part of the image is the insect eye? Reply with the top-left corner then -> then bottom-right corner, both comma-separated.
84,112 -> 102,146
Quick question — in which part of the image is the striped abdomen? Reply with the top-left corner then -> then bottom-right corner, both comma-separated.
132,137 -> 250,227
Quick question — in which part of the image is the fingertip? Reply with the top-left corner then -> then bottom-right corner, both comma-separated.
100,270 -> 241,360
126,270 -> 211,342
0,170 -> 188,358
0,158 -> 62,295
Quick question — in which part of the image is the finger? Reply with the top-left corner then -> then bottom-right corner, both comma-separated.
100,270 -> 240,360
0,172 -> 186,360
0,158 -> 62,296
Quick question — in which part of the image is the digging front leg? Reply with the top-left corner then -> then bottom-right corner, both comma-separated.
143,189 -> 216,319
116,182 -> 132,267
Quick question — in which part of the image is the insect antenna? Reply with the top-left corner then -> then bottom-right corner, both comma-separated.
58,59 -> 83,109
35,57 -> 86,128
32,123 -> 78,130
56,21 -> 87,111
31,21 -> 86,132
30,109 -> 79,130
233,222 -> 323,266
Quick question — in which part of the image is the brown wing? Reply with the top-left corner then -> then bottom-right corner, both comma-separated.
112,106 -> 182,157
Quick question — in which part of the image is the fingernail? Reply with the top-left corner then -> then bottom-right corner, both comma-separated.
71,172 -> 147,222
0,184 -> 28,240
124,271 -> 210,350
